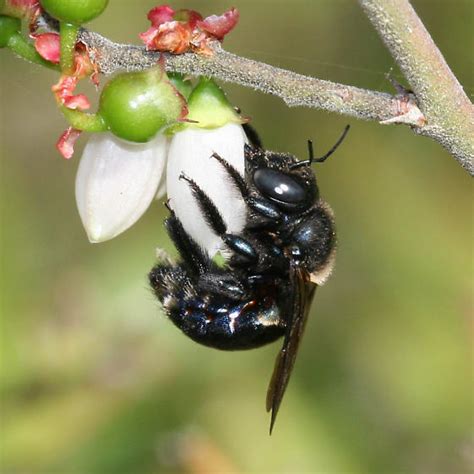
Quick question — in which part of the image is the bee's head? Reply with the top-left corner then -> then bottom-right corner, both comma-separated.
245,125 -> 349,212
244,126 -> 349,213
245,146 -> 318,212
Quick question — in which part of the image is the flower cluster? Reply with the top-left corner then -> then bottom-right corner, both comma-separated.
1,2 -> 241,158
1,2 -> 245,248
76,78 -> 248,248
140,5 -> 239,54
1,0 -> 108,157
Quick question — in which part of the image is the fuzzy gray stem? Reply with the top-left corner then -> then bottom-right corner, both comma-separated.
78,25 -> 472,175
359,0 -> 474,173
79,29 -> 416,125
8,9 -> 473,173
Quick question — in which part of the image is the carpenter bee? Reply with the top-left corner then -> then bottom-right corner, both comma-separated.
149,125 -> 349,433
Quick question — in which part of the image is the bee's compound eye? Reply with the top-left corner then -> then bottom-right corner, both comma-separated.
253,168 -> 307,205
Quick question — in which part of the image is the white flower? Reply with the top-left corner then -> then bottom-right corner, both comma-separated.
74,77 -> 248,248
166,122 -> 247,256
75,132 -> 168,243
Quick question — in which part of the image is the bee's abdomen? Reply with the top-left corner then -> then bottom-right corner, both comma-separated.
150,265 -> 285,350
172,297 -> 285,350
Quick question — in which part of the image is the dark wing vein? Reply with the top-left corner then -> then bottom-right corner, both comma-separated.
266,265 -> 317,434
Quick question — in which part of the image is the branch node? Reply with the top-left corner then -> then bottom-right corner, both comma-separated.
380,94 -> 426,127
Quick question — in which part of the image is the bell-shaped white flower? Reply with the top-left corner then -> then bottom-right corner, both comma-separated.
166,122 -> 247,255
165,77 -> 248,256
76,132 -> 168,243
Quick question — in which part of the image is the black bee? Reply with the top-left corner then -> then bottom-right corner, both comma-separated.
149,125 -> 349,433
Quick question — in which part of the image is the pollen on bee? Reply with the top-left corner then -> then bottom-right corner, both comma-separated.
162,294 -> 174,309
256,302 -> 281,327
228,304 -> 245,334
310,246 -> 336,285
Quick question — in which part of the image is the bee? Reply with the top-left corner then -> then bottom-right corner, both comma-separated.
149,125 -> 349,433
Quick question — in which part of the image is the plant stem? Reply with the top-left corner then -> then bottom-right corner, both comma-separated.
359,0 -> 474,173
7,33 -> 59,70
8,9 -> 474,175
79,30 -> 423,126
59,22 -> 78,74
60,106 -> 107,132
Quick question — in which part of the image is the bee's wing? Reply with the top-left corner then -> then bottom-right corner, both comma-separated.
266,266 -> 317,434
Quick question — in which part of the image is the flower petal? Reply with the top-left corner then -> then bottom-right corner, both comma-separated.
33,32 -> 60,63
138,26 -> 159,50
166,123 -> 247,256
147,5 -> 175,26
76,132 -> 168,243
198,7 -> 239,40
174,8 -> 202,28
153,21 -> 192,54
56,127 -> 82,159
63,93 -> 91,111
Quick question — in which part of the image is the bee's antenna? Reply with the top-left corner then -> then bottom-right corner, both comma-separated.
307,139 -> 314,163
291,125 -> 350,169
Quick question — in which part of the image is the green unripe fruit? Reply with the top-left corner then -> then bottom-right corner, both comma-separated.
98,69 -> 186,143
186,77 -> 242,129
40,0 -> 108,24
0,15 -> 20,48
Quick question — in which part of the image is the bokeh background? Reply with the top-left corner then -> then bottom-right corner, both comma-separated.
1,1 -> 472,473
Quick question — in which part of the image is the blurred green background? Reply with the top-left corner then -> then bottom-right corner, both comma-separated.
1,1 -> 472,473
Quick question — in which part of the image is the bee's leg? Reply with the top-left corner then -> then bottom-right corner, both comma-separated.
149,262 -> 188,301
246,197 -> 283,223
165,210 -> 211,275
199,272 -> 247,300
180,174 -> 258,263
210,153 -> 283,223
210,152 -> 249,197
242,123 -> 263,148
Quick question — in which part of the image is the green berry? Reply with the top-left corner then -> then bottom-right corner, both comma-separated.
98,68 -> 186,142
0,15 -> 20,48
40,0 -> 108,24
